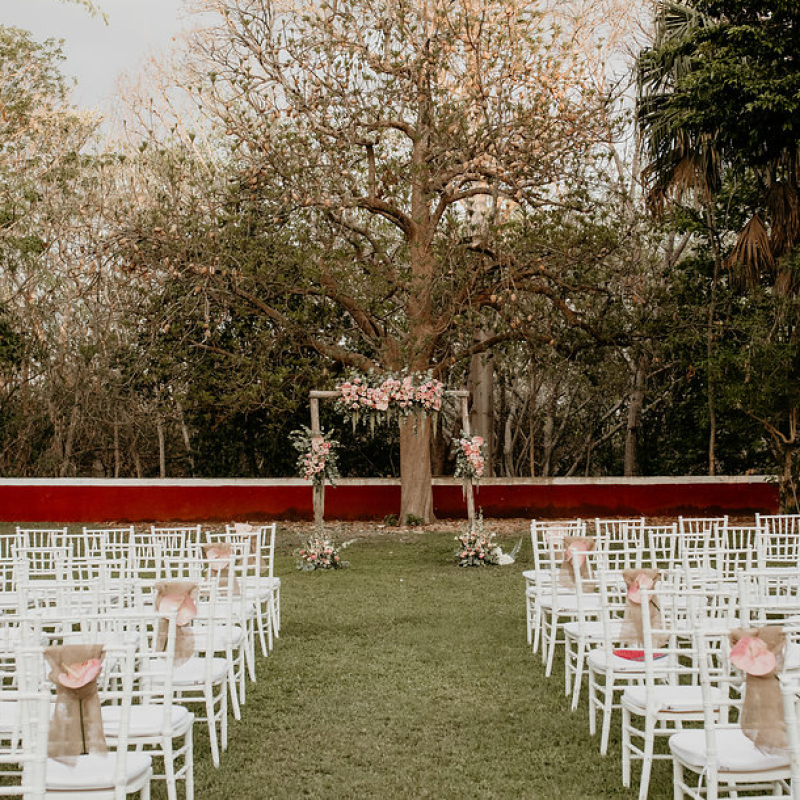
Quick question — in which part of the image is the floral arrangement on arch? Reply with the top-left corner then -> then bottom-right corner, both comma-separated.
454,514 -> 500,567
297,534 -> 351,571
337,372 -> 444,431
290,426 -> 340,486
453,432 -> 486,482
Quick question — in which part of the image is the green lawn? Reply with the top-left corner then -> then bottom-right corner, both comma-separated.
186,527 -> 671,799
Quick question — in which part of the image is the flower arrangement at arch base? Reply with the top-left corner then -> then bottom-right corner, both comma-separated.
297,535 -> 351,571
455,513 -> 501,567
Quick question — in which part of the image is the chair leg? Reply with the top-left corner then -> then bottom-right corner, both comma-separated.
206,691 -> 220,768
225,643 -> 241,721
255,602 -> 269,657
545,615 -> 558,678
532,605 -> 542,655
185,724 -> 195,800
673,759 -> 684,800
571,645 -> 587,710
220,686 -> 229,751
621,706 -> 632,787
600,676 -> 615,755
638,717 -> 655,800
588,669 -> 598,737
163,738 -> 177,800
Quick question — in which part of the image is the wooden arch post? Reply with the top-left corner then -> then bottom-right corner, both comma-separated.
308,389 -> 475,529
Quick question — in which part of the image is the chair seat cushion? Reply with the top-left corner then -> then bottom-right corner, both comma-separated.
623,685 -> 723,713
669,727 -> 791,773
192,623 -> 244,650
170,656 -> 229,686
539,594 -> 601,612
564,621 -> 621,640
102,704 -> 193,737
46,752 -> 152,790
587,648 -> 651,673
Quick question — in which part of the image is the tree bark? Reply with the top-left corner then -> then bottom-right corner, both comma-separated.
624,352 -> 648,476
156,415 -> 166,478
399,412 -> 435,524
468,329 -> 494,475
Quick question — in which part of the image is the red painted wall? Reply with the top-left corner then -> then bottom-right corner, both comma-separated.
0,477 -> 779,522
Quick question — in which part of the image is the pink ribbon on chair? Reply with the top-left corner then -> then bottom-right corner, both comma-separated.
155,581 -> 198,666
45,644 -> 107,759
559,536 -> 595,589
729,626 -> 787,753
620,569 -> 663,647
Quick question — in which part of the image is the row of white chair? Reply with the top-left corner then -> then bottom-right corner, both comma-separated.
1,523 -> 282,797
524,515 -> 800,799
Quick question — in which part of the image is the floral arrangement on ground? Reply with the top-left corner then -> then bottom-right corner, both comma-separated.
297,534 -> 351,571
454,515 -> 501,567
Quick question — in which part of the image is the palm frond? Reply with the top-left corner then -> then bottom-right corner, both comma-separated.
726,214 -> 774,289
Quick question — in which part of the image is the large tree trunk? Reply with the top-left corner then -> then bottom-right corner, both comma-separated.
624,353 -> 649,476
399,412 -> 435,524
468,329 -> 494,475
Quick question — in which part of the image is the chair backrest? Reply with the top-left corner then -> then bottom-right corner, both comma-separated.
594,517 -> 646,549
644,523 -> 679,571
755,524 -> 800,570
756,513 -> 800,538
531,520 -> 584,575
81,525 -> 135,563
722,525 -> 759,576
15,526 -> 70,553
678,516 -> 729,537
737,568 -> 800,627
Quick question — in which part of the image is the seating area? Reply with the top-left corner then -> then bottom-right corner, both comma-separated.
0,523 -> 280,799
524,512 -> 800,800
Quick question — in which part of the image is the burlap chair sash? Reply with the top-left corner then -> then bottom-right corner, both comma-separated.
233,523 -> 261,568
155,581 -> 198,666
45,643 -> 107,759
202,543 -> 241,595
559,536 -> 595,590
620,569 -> 663,647
730,626 -> 787,754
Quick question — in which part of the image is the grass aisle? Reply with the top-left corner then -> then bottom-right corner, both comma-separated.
190,530 -> 671,799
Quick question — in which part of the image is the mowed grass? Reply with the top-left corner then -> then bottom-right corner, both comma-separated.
185,528 -> 673,800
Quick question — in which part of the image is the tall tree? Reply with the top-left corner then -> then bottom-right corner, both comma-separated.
637,0 -> 800,501
135,0 -> 625,520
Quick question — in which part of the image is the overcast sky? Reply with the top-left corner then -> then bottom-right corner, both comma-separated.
2,0 -> 191,110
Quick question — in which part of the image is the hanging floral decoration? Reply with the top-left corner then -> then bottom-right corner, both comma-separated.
452,432 -> 486,482
336,372 -> 444,432
290,426 -> 340,486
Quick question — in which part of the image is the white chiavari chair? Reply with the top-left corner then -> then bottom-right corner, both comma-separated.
228,523 -> 280,655
526,519 -> 585,659
669,625 -> 791,800
620,587 -> 733,800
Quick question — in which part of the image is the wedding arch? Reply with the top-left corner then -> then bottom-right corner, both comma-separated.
306,383 -> 481,530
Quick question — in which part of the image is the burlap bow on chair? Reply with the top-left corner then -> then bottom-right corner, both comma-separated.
45,643 -> 107,759
559,536 -> 595,589
620,569 -> 663,646
730,626 -> 787,753
233,522 -> 260,568
155,581 -> 198,666
202,542 -> 241,595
